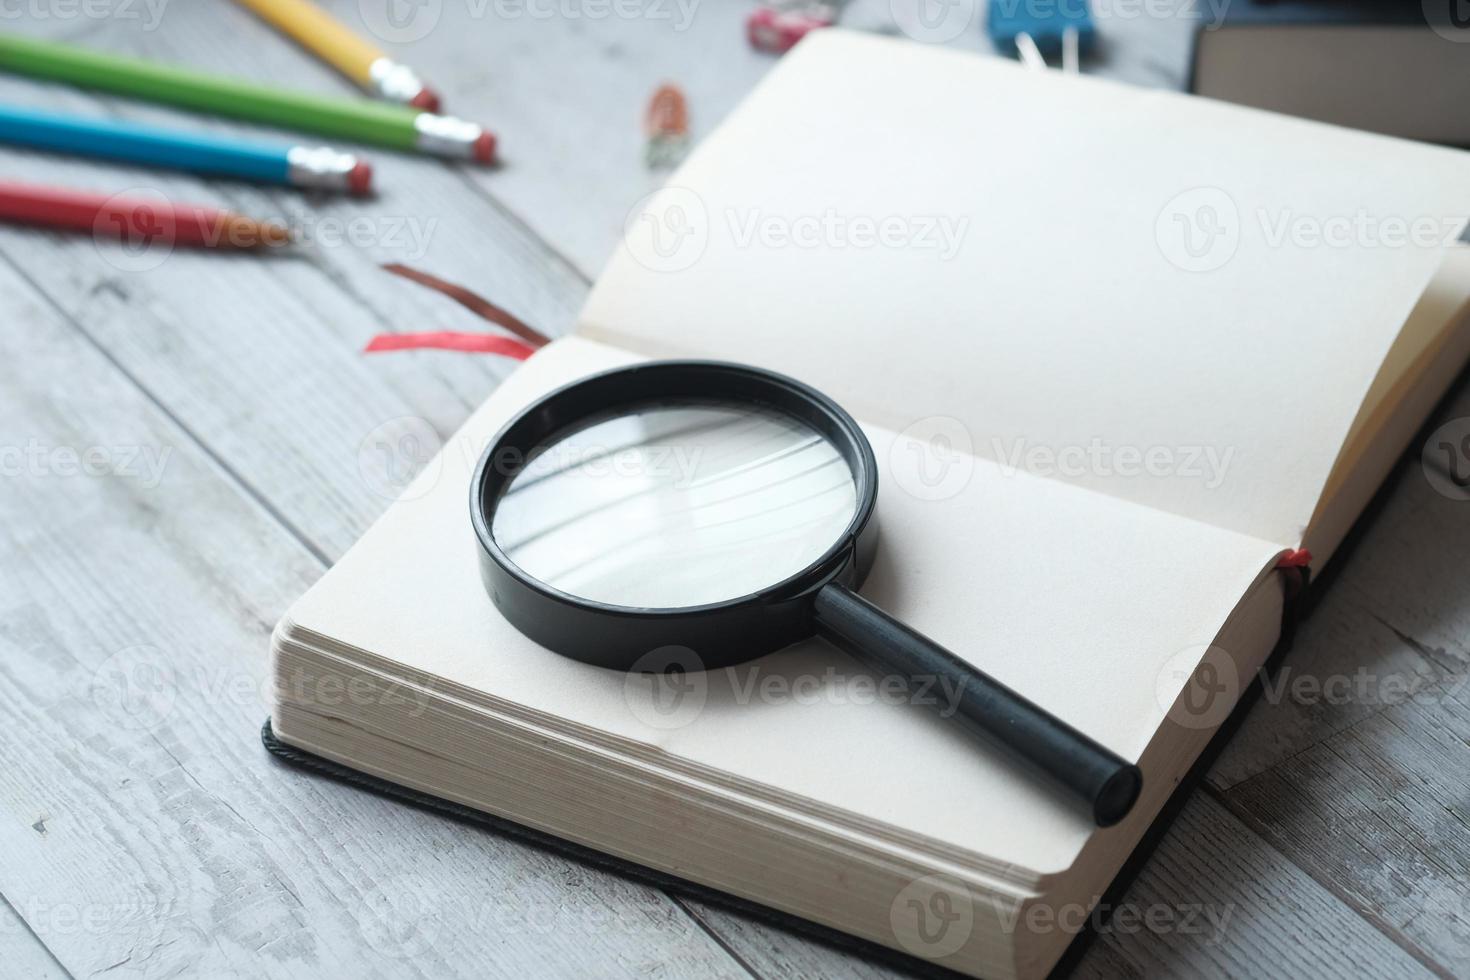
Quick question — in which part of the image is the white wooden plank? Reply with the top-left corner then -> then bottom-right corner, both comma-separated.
676,899 -> 910,980
0,259 -> 750,979
1222,692 -> 1470,975
1207,579 -> 1449,792
0,898 -> 69,980
1072,794 -> 1433,980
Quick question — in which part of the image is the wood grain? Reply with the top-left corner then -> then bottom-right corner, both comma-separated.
1072,794 -> 1432,980
0,259 -> 750,979
0,897 -> 68,980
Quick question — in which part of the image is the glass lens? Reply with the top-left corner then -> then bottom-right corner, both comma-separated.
491,403 -> 859,608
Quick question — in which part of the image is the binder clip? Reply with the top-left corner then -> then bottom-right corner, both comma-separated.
746,1 -> 837,55
644,83 -> 690,170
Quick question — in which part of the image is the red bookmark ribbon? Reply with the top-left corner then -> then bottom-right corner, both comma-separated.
363,332 -> 537,359
1275,549 -> 1312,569
1276,548 -> 1313,604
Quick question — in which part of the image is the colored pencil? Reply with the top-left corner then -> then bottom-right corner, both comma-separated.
0,33 -> 495,164
0,179 -> 291,249
0,102 -> 372,195
233,0 -> 441,111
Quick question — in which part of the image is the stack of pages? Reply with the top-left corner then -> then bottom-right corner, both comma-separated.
270,32 -> 1470,979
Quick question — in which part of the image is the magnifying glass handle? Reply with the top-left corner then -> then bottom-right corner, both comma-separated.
813,583 -> 1142,827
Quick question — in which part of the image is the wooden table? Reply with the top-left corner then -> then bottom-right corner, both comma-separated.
1,4 -> 1466,977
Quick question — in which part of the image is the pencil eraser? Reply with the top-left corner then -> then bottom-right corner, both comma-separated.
348,161 -> 374,196
410,87 -> 442,114
474,132 -> 497,165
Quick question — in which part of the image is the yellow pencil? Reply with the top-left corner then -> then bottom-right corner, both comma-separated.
234,0 -> 442,111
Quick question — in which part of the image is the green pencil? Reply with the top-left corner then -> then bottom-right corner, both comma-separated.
0,33 -> 495,164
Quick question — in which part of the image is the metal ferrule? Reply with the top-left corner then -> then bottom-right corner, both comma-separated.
413,113 -> 487,160
368,57 -> 428,106
286,146 -> 361,192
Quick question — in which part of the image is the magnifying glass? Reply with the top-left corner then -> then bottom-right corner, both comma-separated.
470,361 -> 1142,827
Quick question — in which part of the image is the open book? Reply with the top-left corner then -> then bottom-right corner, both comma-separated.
269,31 -> 1470,979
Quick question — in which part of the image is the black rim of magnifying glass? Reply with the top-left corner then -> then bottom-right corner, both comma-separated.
470,360 -> 882,671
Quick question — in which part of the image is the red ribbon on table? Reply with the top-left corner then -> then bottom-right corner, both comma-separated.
363,332 -> 537,358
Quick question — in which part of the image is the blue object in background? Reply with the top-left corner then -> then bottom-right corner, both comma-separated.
986,0 -> 1096,56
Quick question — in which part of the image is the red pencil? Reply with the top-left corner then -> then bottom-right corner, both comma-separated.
0,180 -> 290,249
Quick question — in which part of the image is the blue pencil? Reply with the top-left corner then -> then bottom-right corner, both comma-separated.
0,102 -> 372,195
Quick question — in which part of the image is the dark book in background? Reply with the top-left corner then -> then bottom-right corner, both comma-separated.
1189,1 -> 1470,146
